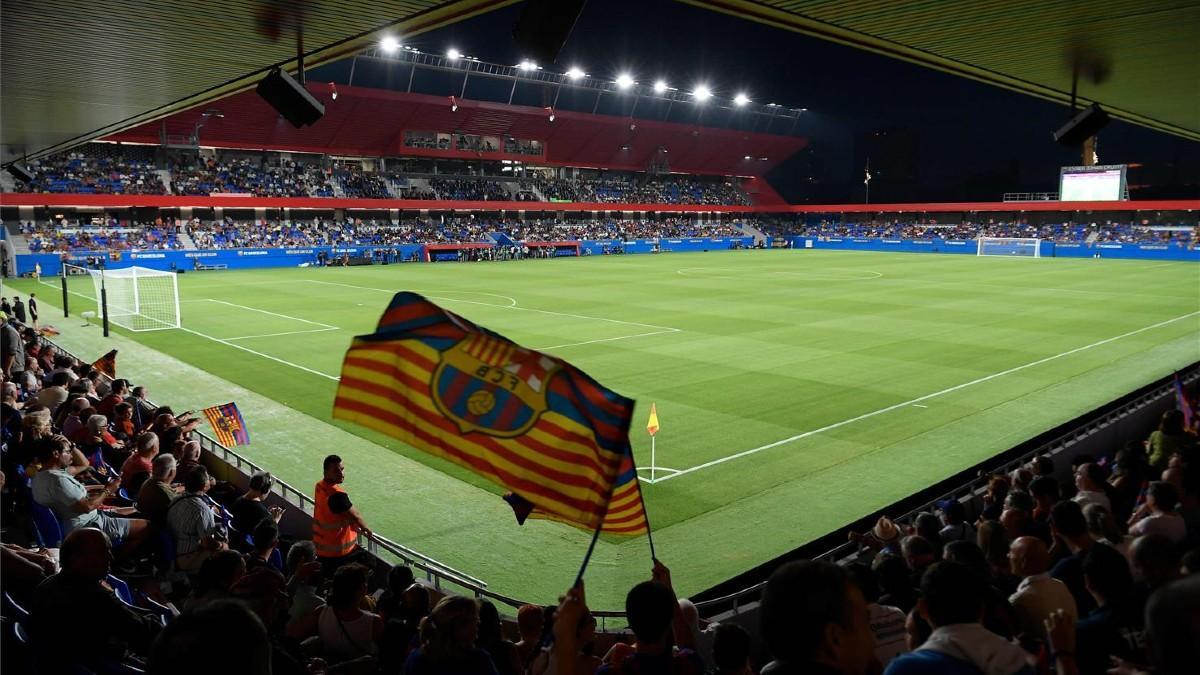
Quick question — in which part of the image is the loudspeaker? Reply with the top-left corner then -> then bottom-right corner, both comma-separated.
256,69 -> 325,128
512,0 -> 586,64
1054,103 -> 1109,146
7,163 -> 34,184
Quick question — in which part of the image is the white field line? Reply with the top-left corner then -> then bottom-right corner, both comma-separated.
533,329 -> 679,351
198,299 -> 339,329
178,327 -> 341,381
303,279 -> 684,343
224,327 -> 339,341
652,310 -> 1200,484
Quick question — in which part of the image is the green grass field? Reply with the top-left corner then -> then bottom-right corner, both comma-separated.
10,250 -> 1199,608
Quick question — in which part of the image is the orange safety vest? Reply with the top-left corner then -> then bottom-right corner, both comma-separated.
312,480 -> 358,558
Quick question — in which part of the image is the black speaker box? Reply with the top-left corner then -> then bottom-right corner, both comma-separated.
512,0 -> 586,64
257,69 -> 325,128
1054,103 -> 1109,146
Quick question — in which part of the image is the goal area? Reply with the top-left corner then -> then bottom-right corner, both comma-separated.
66,265 -> 181,331
977,237 -> 1042,258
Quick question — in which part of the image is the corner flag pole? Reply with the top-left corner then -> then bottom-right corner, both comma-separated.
651,434 -> 656,482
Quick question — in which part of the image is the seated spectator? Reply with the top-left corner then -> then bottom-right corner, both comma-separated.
110,401 -> 137,441
245,520 -> 281,573
874,554 -> 919,614
1072,463 -> 1112,512
1142,574 -> 1200,675
185,548 -> 247,611
1146,409 -> 1194,471
284,540 -> 324,636
35,370 -> 71,411
148,599 -> 270,675
120,430 -> 159,492
317,563 -> 383,667
677,598 -> 718,669
937,500 -> 975,543
760,560 -> 876,675
977,520 -> 1018,595
942,540 -> 1017,640
516,603 -> 545,672
1028,476 -> 1060,524
1007,536 -> 1077,642
1048,500 -> 1098,616
902,535 -> 938,585
30,435 -> 150,555
231,470 -> 284,536
1128,481 -> 1187,543
480,599 -> 524,675
1108,443 -> 1150,522
31,528 -> 161,672
1130,534 -> 1180,601
711,623 -> 752,675
232,567 -> 315,675
1082,503 -> 1129,557
59,396 -> 90,438
176,439 -> 202,476
845,562 -> 908,666
167,465 -> 226,571
79,412 -> 128,467
97,377 -> 130,417
883,562 -> 1033,675
1074,542 -> 1144,674
376,564 -> 416,622
137,453 -> 179,524
404,595 -> 492,675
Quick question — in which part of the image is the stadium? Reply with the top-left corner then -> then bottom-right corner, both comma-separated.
1,2 -> 1198,674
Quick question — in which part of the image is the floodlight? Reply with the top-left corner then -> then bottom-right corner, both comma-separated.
692,84 -> 712,102
615,73 -> 635,90
447,48 -> 461,60
518,60 -> 538,71
653,80 -> 668,93
565,66 -> 586,80
733,93 -> 750,106
380,36 -> 400,53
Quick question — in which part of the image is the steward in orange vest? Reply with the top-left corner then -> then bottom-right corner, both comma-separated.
313,454 -> 372,572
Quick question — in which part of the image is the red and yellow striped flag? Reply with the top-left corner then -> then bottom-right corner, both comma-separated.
91,349 -> 117,377
333,292 -> 648,535
201,402 -> 250,447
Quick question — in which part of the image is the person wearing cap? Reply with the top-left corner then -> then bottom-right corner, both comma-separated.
937,500 -> 975,543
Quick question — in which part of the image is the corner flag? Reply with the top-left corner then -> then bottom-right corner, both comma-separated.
646,403 -> 660,436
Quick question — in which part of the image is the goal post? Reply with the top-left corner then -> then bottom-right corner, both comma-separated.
65,264 -> 181,332
977,237 -> 1042,258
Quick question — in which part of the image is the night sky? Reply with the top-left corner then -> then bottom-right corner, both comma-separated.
314,0 -> 1200,203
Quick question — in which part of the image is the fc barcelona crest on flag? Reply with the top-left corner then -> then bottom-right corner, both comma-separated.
432,334 -> 561,438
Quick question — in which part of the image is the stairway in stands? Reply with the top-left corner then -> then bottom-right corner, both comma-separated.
737,220 -> 768,244
4,222 -> 32,253
177,228 -> 198,250
156,169 -> 173,194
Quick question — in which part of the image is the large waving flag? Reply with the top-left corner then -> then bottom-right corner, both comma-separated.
91,349 -> 117,377
202,402 -> 250,447
333,292 -> 647,535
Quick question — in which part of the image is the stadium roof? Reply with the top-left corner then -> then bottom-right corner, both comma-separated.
105,86 -> 805,176
683,0 -> 1200,141
0,0 -> 516,164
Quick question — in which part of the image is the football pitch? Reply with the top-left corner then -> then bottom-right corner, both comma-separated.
11,250 -> 1200,608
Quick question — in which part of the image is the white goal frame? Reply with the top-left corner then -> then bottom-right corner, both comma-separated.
66,264 -> 181,331
977,237 -> 1042,258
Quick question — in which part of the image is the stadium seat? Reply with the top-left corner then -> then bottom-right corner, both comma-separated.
30,502 -> 64,548
2,591 -> 30,623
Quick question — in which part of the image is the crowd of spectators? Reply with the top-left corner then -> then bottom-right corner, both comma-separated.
3,299 -> 1199,674
172,158 -> 332,197
23,219 -> 181,252
8,146 -> 756,206
14,152 -> 167,195
764,220 -> 1198,245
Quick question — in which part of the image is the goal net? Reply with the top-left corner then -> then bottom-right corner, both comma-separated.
977,237 -> 1041,258
69,265 -> 181,331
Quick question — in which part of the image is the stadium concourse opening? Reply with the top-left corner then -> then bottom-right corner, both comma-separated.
2,2 -> 1199,675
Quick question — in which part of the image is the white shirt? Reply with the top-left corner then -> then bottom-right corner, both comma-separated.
1010,573 -> 1077,639
1129,512 -> 1187,543
869,603 -> 908,665
1073,489 -> 1111,512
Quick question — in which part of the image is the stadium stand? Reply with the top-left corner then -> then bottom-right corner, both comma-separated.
1,297 -> 1196,675
13,144 -> 758,206
759,219 -> 1199,245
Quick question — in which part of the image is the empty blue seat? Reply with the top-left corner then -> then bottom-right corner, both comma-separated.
31,502 -> 64,548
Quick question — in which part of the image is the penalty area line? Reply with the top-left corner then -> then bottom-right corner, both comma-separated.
178,327 -> 341,381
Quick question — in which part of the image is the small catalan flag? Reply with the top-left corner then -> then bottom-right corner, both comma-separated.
202,402 -> 250,447
91,349 -> 117,377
